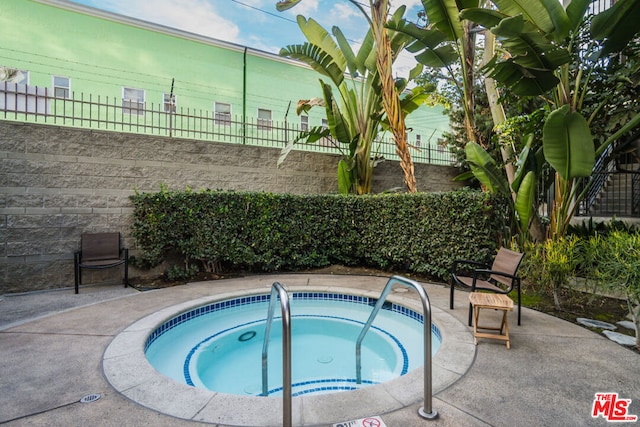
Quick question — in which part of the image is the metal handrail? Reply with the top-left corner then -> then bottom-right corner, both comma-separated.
261,282 -> 292,427
356,275 -> 438,420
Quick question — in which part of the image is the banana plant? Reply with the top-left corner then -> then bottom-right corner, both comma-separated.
276,0 -> 428,193
460,0 -> 640,239
465,134 -> 543,243
388,1 -> 481,146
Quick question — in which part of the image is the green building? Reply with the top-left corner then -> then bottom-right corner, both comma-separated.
1,0 -> 451,163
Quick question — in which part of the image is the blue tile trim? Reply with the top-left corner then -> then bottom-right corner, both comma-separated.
268,378 -> 378,397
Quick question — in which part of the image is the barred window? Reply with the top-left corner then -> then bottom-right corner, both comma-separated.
257,108 -> 272,130
122,87 -> 145,115
214,102 -> 231,126
163,93 -> 176,113
53,76 -> 70,98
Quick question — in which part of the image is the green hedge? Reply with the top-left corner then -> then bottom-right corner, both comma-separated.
130,188 -> 508,280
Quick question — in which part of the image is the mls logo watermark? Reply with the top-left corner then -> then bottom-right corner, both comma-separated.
592,393 -> 638,422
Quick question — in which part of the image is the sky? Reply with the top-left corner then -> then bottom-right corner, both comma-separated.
68,0 -> 426,77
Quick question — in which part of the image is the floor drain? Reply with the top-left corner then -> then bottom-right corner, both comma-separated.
79,393 -> 101,403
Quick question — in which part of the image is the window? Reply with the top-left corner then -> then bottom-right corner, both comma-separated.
416,134 -> 422,148
214,102 -> 231,126
52,76 -> 70,98
122,87 -> 145,115
300,115 -> 309,131
163,93 -> 176,113
319,118 -> 332,147
257,108 -> 272,130
0,69 -> 49,114
0,67 -> 27,84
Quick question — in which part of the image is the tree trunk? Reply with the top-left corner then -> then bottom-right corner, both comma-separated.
462,20 -> 477,146
371,0 -> 417,192
483,31 -> 516,188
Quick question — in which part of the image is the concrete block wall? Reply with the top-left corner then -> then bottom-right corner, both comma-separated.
0,120 -> 463,293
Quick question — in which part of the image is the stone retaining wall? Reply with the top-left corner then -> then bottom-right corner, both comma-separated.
0,120 -> 463,293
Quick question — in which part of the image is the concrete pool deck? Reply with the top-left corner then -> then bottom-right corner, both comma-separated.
1,273 -> 639,426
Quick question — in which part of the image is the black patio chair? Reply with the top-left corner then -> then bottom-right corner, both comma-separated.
450,247 -> 525,326
74,232 -> 128,294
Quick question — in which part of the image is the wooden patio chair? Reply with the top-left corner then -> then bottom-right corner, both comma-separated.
74,232 -> 128,294
450,247 -> 525,326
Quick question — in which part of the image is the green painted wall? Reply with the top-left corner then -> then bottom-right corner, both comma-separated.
1,0 -> 450,157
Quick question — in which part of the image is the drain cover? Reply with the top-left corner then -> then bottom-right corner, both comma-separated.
79,394 -> 101,403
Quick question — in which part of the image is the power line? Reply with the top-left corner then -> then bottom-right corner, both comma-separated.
230,0 -> 298,24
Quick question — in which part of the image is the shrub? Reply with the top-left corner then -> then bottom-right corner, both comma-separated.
130,188 -> 508,281
595,231 -> 640,348
521,236 -> 581,309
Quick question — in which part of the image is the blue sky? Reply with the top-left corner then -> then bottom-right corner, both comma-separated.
69,0 -> 426,77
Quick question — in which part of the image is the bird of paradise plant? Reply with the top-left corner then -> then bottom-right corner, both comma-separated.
276,0 -> 427,193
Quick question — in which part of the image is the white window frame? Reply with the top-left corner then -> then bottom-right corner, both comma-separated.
52,75 -> 70,98
319,118 -> 332,146
214,101 -> 232,126
257,108 -> 272,131
300,115 -> 309,131
122,87 -> 145,116
163,93 -> 176,113
416,134 -> 422,147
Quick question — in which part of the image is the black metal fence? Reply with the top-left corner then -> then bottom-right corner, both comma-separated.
0,82 -> 455,166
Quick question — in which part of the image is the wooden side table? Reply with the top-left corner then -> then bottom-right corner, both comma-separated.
469,292 -> 514,349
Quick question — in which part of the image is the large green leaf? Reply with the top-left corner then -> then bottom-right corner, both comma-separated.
591,0 -> 640,56
515,171 -> 536,233
280,43 -> 345,86
296,16 -> 346,77
332,26 -> 359,77
511,134 -> 534,191
491,16 -> 570,69
355,30 -> 375,75
491,0 -> 566,36
422,0 -> 464,41
487,60 -> 559,96
337,159 -> 353,194
543,105 -> 595,180
415,44 -> 459,68
465,142 -> 511,195
457,0 -> 480,9
565,0 -> 590,33
320,80 -> 352,143
387,21 -> 448,52
400,87 -> 430,115
540,0 -> 571,40
459,8 -> 508,30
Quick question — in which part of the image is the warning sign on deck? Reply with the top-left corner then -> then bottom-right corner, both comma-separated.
333,415 -> 387,427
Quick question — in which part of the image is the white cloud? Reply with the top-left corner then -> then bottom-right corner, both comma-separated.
288,0 -> 319,17
329,2 -> 359,21
95,0 -> 240,42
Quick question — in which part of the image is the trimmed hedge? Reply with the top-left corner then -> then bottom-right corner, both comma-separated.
130,188 -> 508,280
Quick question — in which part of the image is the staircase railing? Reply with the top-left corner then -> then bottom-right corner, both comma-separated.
579,142 -> 616,215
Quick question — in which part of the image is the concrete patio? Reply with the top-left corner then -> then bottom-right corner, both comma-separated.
1,274 -> 638,426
